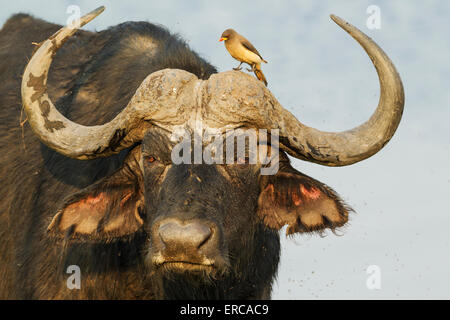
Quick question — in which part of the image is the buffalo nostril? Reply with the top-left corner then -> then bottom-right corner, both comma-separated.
197,227 -> 213,249
158,220 -> 213,251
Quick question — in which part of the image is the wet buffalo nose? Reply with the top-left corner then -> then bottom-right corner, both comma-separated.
158,220 -> 214,253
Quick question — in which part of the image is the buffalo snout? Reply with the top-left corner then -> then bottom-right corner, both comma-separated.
148,217 -> 227,272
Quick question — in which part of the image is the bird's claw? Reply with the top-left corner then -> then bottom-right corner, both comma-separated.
233,67 -> 242,71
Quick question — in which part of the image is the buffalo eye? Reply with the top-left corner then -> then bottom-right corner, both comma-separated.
145,155 -> 157,164
237,155 -> 252,166
237,156 -> 246,164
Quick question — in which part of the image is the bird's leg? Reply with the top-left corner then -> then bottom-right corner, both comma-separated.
246,64 -> 256,72
233,62 -> 243,71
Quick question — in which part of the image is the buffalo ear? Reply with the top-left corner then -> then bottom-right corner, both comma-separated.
47,169 -> 145,242
257,164 -> 351,235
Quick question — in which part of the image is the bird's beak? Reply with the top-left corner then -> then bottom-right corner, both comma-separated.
219,37 -> 227,42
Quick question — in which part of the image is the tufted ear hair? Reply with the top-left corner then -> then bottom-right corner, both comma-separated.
257,161 -> 351,235
47,162 -> 145,242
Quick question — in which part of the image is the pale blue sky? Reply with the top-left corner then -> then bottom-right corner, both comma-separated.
1,1 -> 449,299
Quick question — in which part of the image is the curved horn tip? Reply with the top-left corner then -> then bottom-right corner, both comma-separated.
92,6 -> 106,15
78,6 -> 106,28
329,14 -> 347,26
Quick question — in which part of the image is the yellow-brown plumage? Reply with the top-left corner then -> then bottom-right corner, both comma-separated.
219,29 -> 268,86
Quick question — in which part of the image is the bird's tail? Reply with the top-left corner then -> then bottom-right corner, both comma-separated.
254,64 -> 267,86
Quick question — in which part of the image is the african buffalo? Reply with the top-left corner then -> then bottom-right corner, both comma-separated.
0,7 -> 404,299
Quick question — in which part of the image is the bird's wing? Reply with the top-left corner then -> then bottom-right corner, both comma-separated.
241,38 -> 265,62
